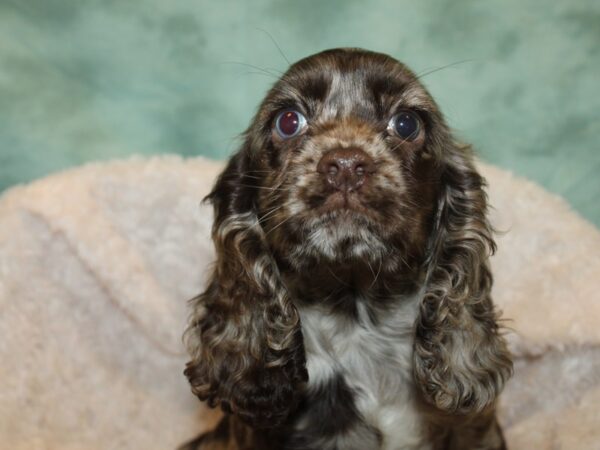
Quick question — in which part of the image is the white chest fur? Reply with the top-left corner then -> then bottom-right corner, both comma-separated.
298,292 -> 430,450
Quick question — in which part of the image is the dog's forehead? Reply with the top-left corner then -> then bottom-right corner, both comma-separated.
277,49 -> 432,116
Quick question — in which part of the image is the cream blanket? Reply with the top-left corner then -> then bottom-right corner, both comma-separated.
1,156 -> 599,449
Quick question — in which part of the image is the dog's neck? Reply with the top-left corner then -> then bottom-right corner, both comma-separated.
280,258 -> 425,313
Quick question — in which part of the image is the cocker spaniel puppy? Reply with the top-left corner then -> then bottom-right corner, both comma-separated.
181,48 -> 513,450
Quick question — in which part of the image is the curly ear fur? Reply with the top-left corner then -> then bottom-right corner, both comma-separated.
183,147 -> 307,427
414,144 -> 513,416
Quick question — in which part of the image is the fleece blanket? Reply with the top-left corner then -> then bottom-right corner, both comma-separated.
0,156 -> 599,450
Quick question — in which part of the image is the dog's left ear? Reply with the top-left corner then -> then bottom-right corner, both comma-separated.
414,143 -> 512,415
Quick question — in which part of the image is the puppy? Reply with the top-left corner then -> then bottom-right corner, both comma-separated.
181,48 -> 512,450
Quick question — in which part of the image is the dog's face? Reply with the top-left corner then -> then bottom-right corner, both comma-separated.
186,49 -> 512,429
242,49 -> 448,271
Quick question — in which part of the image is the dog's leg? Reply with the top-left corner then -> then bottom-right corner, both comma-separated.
178,416 -> 238,450
446,413 -> 507,450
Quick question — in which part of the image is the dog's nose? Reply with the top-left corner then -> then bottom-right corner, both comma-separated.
317,147 -> 376,192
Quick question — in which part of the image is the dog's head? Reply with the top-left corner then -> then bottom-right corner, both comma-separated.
214,49 -> 449,274
185,49 -> 512,427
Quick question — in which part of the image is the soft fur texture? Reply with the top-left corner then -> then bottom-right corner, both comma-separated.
181,49 -> 511,449
0,155 -> 600,449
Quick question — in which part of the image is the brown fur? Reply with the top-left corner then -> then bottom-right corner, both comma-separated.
181,48 -> 512,450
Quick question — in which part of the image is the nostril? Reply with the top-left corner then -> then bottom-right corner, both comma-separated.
327,163 -> 339,176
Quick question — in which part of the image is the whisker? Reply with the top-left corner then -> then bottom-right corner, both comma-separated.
397,252 -> 411,270
258,205 -> 286,225
219,171 -> 273,181
255,27 -> 291,65
261,203 -> 284,215
388,136 -> 413,152
235,70 -> 280,80
236,170 -> 274,175
366,260 -> 376,278
219,61 -> 284,77
235,184 -> 293,192
327,267 -> 351,287
369,258 -> 383,289
235,174 -> 263,180
415,59 -> 475,80
266,214 -> 294,236
324,285 -> 347,304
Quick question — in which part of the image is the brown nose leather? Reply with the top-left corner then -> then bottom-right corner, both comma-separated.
317,147 -> 376,192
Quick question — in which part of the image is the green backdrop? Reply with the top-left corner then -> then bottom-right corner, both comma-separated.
1,0 -> 598,225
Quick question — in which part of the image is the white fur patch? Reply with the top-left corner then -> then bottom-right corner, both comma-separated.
299,289 -> 432,449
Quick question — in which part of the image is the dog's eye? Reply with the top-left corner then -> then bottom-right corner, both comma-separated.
275,110 -> 307,139
388,111 -> 421,141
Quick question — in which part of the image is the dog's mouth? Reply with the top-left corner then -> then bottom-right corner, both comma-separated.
317,190 -> 369,214
294,174 -> 394,241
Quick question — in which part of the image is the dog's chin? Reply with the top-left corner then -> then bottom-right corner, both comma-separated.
291,206 -> 389,266
315,207 -> 370,228
310,202 -> 377,237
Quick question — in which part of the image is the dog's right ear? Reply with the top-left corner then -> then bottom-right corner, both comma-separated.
183,144 -> 307,428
